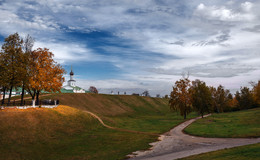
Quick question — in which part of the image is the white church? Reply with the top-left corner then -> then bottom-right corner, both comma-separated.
61,68 -> 87,93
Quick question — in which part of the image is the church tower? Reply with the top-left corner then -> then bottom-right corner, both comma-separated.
68,66 -> 76,87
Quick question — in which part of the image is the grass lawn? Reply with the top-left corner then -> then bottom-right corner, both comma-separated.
184,108 -> 260,138
179,143 -> 260,160
106,113 -> 197,133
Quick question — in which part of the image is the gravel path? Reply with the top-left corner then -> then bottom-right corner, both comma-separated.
127,115 -> 260,160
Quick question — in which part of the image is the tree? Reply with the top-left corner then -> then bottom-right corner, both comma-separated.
210,85 -> 231,113
235,87 -> 254,110
251,80 -> 260,107
26,48 -> 65,105
142,90 -> 150,97
1,33 -> 23,105
20,34 -> 34,105
156,94 -> 160,98
169,78 -> 192,119
190,80 -> 212,118
89,86 -> 98,94
0,52 -> 9,105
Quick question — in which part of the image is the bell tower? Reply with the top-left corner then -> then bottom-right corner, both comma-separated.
68,66 -> 76,87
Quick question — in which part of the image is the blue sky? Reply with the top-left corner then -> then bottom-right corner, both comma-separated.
0,0 -> 260,96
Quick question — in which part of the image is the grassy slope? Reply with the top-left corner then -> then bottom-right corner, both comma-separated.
0,93 -> 196,160
184,108 -> 260,138
49,93 -> 196,133
179,143 -> 260,160
0,105 -> 156,160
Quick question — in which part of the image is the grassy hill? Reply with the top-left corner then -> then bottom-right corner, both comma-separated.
49,93 -> 169,116
47,93 -> 195,133
0,93 -> 196,160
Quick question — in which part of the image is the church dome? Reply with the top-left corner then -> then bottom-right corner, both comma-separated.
70,70 -> 74,76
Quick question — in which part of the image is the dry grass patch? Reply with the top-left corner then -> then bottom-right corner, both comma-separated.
0,105 -> 99,145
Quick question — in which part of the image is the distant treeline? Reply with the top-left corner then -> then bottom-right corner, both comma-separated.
169,78 -> 260,119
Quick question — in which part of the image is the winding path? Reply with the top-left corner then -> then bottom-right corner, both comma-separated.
127,115 -> 260,160
82,110 -> 158,136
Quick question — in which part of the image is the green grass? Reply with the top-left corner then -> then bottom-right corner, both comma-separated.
179,143 -> 260,160
0,94 -> 197,160
106,113 -> 197,133
0,105 -> 156,160
48,93 -> 197,133
184,108 -> 260,138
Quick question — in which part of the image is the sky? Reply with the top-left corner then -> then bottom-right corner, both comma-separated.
0,0 -> 260,96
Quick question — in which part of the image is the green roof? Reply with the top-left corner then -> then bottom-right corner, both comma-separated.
60,88 -> 74,93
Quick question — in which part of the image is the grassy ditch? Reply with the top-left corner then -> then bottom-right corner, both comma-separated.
184,108 -> 260,138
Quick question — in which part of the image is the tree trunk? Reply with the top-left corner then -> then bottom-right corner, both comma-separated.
31,91 -> 35,107
8,86 -> 13,105
36,91 -> 40,105
20,84 -> 25,106
184,113 -> 186,119
2,87 -> 6,105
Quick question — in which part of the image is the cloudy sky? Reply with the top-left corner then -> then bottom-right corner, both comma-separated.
0,0 -> 260,96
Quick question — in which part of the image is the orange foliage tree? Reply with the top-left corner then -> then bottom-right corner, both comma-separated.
252,80 -> 260,106
169,78 -> 192,119
26,48 -> 65,105
89,86 -> 98,94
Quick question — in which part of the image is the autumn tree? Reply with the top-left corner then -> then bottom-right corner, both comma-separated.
235,87 -> 254,110
251,81 -> 260,107
0,52 -> 10,104
210,85 -> 232,113
169,78 -> 192,119
20,34 -> 34,105
89,86 -> 98,94
190,79 -> 212,118
26,48 -> 65,105
1,33 -> 23,105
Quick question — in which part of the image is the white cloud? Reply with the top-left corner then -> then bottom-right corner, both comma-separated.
241,2 -> 253,12
195,3 -> 255,21
33,41 -> 100,64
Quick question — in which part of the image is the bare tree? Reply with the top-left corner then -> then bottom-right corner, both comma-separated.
23,34 -> 34,54
142,90 -> 150,97
181,71 -> 190,79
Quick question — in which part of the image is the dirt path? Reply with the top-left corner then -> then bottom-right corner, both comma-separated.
127,115 -> 260,160
82,110 -> 158,136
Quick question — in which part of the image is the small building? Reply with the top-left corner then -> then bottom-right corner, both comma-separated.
61,68 -> 87,93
